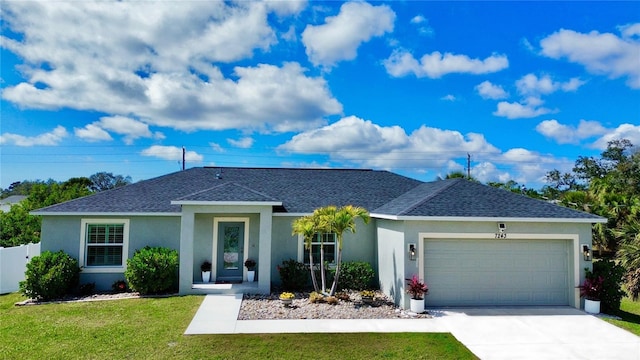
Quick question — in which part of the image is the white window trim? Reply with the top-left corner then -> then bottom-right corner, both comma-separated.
297,233 -> 337,267
80,219 -> 130,273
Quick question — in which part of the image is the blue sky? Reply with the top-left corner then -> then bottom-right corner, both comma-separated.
1,1 -> 639,189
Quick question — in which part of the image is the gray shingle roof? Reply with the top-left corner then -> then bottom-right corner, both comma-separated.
32,167 -> 603,221
33,167 -> 421,214
374,178 -> 603,220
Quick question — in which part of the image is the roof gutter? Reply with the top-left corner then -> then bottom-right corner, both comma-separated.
370,213 -> 608,223
30,211 -> 182,217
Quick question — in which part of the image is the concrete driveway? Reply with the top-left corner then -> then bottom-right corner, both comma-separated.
432,307 -> 640,360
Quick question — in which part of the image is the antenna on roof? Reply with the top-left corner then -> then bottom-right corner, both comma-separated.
466,153 -> 471,180
182,146 -> 186,171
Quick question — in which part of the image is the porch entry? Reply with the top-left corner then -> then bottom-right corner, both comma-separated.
217,221 -> 245,282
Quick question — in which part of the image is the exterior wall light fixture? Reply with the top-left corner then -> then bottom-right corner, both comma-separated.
582,244 -> 592,261
408,243 -> 416,261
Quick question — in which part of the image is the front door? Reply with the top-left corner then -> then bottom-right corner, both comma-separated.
217,222 -> 244,281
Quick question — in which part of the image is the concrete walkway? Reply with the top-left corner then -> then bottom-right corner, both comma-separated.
185,295 -> 640,360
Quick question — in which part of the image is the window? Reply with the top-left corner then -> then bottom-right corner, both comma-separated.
301,233 -> 337,265
80,219 -> 129,272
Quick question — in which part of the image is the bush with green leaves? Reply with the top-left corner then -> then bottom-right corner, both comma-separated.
592,259 -> 625,313
19,250 -> 80,301
124,246 -> 178,295
277,259 -> 309,291
335,261 -> 375,291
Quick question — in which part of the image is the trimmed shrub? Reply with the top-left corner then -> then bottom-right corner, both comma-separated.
277,259 -> 309,291
336,261 -> 375,291
19,250 -> 80,301
125,246 -> 178,295
593,259 -> 625,313
78,282 -> 96,296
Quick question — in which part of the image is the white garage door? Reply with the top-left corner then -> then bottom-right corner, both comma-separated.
423,239 -> 569,306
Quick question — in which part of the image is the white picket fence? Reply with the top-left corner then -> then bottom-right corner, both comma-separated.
0,243 -> 40,294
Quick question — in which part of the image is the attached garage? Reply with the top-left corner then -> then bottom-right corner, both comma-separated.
423,238 -> 570,306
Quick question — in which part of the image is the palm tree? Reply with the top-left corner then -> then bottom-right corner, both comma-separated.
315,205 -> 370,296
292,215 -> 320,292
293,205 -> 371,296
312,206 -> 336,293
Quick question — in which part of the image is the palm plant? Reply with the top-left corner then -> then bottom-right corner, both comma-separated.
292,215 -> 320,292
312,206 -> 335,293
293,205 -> 370,297
315,205 -> 370,296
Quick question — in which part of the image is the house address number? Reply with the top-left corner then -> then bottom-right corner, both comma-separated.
495,232 -> 507,239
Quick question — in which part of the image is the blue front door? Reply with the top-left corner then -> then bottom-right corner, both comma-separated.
217,222 -> 244,281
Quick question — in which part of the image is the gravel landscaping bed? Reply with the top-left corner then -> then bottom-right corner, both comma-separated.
15,292 -> 143,306
239,290 -> 431,320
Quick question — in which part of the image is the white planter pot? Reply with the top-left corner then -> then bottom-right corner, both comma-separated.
584,299 -> 600,314
202,271 -> 211,283
247,270 -> 255,282
410,298 -> 425,314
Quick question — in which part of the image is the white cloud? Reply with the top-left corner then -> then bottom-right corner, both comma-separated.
1,2 -> 341,134
536,119 -> 608,144
469,148 -> 570,186
620,23 -> 640,38
516,73 -> 585,96
410,15 -> 426,24
472,162 -> 512,184
278,115 -> 576,186
493,97 -> 554,119
540,25 -> 640,88
301,2 -> 395,67
279,115 -> 500,169
409,14 -> 434,37
441,94 -> 456,101
475,81 -> 508,100
265,0 -> 307,16
0,125 -> 68,146
141,145 -> 203,162
209,143 -> 225,152
384,50 -> 508,78
561,77 -> 586,92
74,123 -> 113,142
590,123 -> 640,150
227,137 -> 254,148
75,116 -> 163,144
535,119 -> 639,149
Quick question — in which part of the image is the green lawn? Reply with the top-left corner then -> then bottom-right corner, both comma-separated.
605,297 -> 640,336
0,293 -> 476,359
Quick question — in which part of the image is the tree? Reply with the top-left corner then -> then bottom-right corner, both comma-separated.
0,204 -> 41,247
0,177 -> 92,247
89,172 -> 132,192
292,205 -> 370,296
312,205 -> 370,296
1,180 -> 42,199
292,215 -> 321,292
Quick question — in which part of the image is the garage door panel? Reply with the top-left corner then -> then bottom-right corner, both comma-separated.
424,239 -> 569,306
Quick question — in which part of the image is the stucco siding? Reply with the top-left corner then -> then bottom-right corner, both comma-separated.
376,219 -> 407,305
270,217 -> 298,284
40,216 -> 83,257
40,215 -> 180,291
